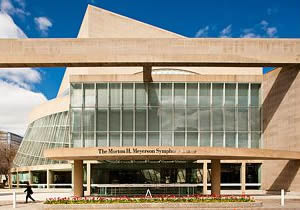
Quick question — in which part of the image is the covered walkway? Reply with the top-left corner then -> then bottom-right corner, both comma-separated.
44,146 -> 300,197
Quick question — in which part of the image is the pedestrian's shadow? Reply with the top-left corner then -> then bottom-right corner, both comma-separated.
21,200 -> 43,204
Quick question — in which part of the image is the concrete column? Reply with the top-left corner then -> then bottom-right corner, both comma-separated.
71,164 -> 74,190
8,173 -> 12,189
86,162 -> 91,196
203,161 -> 208,195
143,65 -> 152,82
28,171 -> 33,185
16,172 -> 19,189
211,159 -> 221,196
73,160 -> 83,197
47,169 -> 54,189
241,161 -> 246,194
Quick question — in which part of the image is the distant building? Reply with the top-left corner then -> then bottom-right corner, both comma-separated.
0,131 -> 22,146
0,131 -> 22,185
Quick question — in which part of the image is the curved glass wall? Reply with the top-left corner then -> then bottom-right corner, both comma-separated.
70,82 -> 261,148
14,111 -> 69,167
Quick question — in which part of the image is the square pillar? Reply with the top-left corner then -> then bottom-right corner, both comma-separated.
86,162 -> 91,196
47,169 -> 54,189
211,159 -> 221,196
73,160 -> 83,197
72,164 -> 74,190
203,161 -> 208,195
143,65 -> 152,82
8,173 -> 12,189
241,161 -> 246,194
28,171 -> 33,185
16,171 -> 19,189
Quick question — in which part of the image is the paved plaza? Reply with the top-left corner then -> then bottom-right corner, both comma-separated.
1,189 -> 300,209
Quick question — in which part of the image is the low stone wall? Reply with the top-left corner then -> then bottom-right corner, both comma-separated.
44,201 -> 262,209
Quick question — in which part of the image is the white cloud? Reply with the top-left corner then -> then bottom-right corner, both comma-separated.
0,82 -> 46,135
0,0 -> 13,13
0,3 -> 47,136
0,68 -> 41,89
240,28 -> 260,38
0,0 -> 29,18
219,24 -> 232,38
34,16 -> 52,35
260,20 -> 268,30
241,32 -> 260,38
266,27 -> 277,38
195,26 -> 209,37
0,12 -> 27,38
240,20 -> 278,38
259,20 -> 277,38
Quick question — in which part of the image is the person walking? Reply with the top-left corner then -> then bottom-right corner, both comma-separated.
24,182 -> 35,203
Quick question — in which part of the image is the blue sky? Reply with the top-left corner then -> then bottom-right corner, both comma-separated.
0,0 -> 300,135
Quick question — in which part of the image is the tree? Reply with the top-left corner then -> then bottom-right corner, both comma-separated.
0,142 -> 18,187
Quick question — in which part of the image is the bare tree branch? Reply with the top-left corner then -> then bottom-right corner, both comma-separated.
0,142 -> 17,187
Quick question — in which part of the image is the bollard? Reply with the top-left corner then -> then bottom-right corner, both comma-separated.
13,191 -> 16,208
281,189 -> 285,206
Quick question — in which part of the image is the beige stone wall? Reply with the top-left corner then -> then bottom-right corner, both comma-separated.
44,146 -> 300,161
58,66 -> 262,97
28,96 -> 69,124
86,5 -> 183,38
262,65 -> 300,192
12,163 -> 72,173
70,73 -> 262,83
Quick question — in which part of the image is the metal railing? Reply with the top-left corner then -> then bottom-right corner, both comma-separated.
89,183 -> 259,196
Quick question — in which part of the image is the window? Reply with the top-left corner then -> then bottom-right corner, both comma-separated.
212,83 -> 223,107
71,84 -> 82,107
69,82 -> 261,149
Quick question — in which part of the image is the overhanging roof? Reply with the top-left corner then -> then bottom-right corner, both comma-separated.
0,38 -> 300,68
44,146 -> 300,161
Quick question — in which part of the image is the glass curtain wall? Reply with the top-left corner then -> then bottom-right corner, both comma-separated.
70,82 -> 261,148
14,111 -> 70,167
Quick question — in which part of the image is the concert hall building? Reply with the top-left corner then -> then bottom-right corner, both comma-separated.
11,5 -> 300,196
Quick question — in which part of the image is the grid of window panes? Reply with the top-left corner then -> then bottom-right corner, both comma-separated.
70,83 -> 261,148
14,111 -> 69,167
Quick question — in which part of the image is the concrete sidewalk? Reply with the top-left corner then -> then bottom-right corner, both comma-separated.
0,190 -> 300,209
0,192 -> 71,209
1,200 -> 300,210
